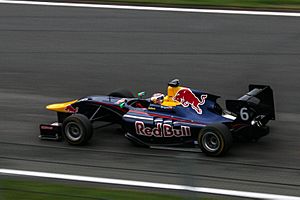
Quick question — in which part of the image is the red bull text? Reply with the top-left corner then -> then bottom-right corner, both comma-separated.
135,121 -> 191,137
173,88 -> 207,114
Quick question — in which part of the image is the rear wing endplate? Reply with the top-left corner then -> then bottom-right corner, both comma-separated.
226,85 -> 275,121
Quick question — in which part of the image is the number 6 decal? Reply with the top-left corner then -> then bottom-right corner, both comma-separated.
240,107 -> 249,121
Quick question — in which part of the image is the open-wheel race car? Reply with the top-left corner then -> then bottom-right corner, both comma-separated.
40,79 -> 275,156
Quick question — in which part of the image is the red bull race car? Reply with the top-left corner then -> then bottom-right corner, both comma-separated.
40,79 -> 275,156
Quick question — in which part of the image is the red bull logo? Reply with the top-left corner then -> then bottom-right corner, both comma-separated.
135,121 -> 191,137
65,105 -> 78,113
173,88 -> 207,114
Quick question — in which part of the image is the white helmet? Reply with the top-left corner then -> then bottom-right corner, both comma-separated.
150,93 -> 165,105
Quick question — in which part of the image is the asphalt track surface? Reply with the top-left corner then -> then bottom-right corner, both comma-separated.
0,2 -> 300,198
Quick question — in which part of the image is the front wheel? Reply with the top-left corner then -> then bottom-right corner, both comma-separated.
198,124 -> 232,156
62,114 -> 93,145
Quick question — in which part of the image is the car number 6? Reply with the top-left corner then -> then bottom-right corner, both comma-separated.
240,107 -> 249,121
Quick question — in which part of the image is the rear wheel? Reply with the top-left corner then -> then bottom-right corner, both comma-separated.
108,88 -> 134,98
198,124 -> 232,156
62,114 -> 93,145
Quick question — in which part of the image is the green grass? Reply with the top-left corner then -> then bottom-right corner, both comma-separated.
93,0 -> 300,10
0,179 -> 213,200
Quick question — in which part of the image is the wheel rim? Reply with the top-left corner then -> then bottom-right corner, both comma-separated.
65,122 -> 82,141
202,131 -> 220,152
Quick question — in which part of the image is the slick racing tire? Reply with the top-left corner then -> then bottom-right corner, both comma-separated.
198,124 -> 232,156
108,88 -> 134,98
62,114 -> 93,145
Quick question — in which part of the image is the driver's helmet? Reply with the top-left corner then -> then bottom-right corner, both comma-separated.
150,93 -> 165,105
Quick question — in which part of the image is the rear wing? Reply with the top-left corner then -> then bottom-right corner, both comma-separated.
226,85 -> 275,123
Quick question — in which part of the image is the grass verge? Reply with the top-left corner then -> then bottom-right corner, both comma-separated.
0,179 -> 214,200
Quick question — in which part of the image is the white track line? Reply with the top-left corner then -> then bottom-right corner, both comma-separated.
0,0 -> 300,17
1,168 -> 300,200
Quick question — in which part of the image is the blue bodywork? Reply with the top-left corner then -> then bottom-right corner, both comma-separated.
118,90 -> 234,146
40,83 -> 275,149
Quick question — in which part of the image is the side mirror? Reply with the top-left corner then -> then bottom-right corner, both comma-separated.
119,102 -> 125,108
138,91 -> 146,99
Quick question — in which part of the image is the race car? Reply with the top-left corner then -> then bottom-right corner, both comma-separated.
40,79 -> 275,156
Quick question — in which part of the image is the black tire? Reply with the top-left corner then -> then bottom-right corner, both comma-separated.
198,124 -> 232,156
62,114 -> 93,145
108,88 -> 134,98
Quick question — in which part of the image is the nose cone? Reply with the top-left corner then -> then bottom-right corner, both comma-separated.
46,100 -> 77,112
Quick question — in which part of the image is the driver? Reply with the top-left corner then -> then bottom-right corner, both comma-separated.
150,93 -> 165,105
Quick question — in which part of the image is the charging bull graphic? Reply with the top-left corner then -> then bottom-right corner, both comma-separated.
65,105 -> 78,113
173,88 -> 207,114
